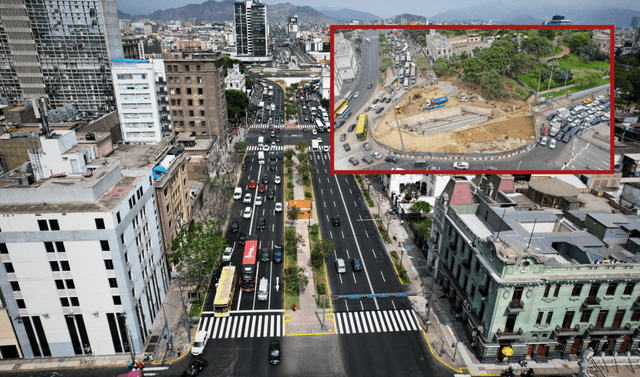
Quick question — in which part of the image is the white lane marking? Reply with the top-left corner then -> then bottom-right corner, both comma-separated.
224,317 -> 234,338
354,312 -> 363,333
343,313 -> 351,334
263,316 -> 269,337
387,311 -> 399,332
371,311 -> 381,332
380,271 -> 386,282
336,312 -> 344,334
229,316 -> 238,338
244,316 -> 252,338
379,311 -> 388,332
360,312 -> 369,333
352,272 -> 357,284
407,310 -> 419,331
348,312 -> 356,334
212,317 -> 222,338
252,316 -> 259,338
270,315 -> 275,337
399,310 -> 411,331
365,230 -> 369,238
394,311 -> 406,331
372,248 -> 377,258
237,316 -> 245,337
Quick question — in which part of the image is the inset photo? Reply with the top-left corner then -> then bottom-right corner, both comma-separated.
330,26 -> 613,174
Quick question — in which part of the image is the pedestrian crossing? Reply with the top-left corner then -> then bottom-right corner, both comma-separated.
245,145 -> 329,152
198,313 -> 285,339
251,124 -> 316,129
334,310 -> 421,335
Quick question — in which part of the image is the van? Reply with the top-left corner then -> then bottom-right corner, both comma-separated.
413,159 -> 427,168
362,156 -> 374,164
257,277 -> 269,301
233,187 -> 243,200
222,246 -> 233,262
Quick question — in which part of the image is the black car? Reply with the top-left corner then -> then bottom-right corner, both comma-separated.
269,161 -> 276,171
277,152 -> 284,159
336,120 -> 346,128
375,107 -> 384,114
244,156 -> 251,163
367,83 -> 373,89
385,97 -> 392,103
343,143 -> 351,152
261,129 -> 266,134
239,232 -> 247,245
373,98 -> 379,104
242,163 -> 248,171
555,131 -> 565,141
269,340 -> 281,365
181,357 -> 208,377
562,133 -> 571,143
562,124 -> 572,133
231,221 -> 240,233
267,188 -> 275,200
262,174 -> 269,184
546,113 -> 556,121
269,151 -> 277,160
257,218 -> 266,231
261,248 -> 270,262
351,258 -> 363,271
348,124 -> 356,132
385,156 -> 398,163
303,128 -> 308,132
265,137 -> 271,143
331,215 -> 340,226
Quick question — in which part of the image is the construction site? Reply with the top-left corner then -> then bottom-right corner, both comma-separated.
372,83 -> 537,154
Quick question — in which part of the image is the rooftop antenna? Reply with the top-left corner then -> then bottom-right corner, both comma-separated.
526,218 -> 538,250
495,208 -> 506,240
31,97 -> 51,138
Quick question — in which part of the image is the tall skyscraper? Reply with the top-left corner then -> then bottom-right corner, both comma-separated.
632,16 -> 639,28
0,0 -> 123,112
234,0 -> 268,58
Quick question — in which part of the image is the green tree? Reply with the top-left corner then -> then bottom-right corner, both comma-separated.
222,56 -> 245,76
283,149 -> 295,160
414,219 -> 432,243
169,220 -> 229,287
538,29 -> 556,41
234,141 -> 247,151
410,200 -> 433,215
402,182 -> 420,201
565,32 -> 591,52
296,140 -> 309,154
482,40 -> 514,74
481,69 -> 504,98
521,36 -> 554,58
283,266 -> 309,294
511,52 -> 535,74
463,57 -> 485,83
433,59 -> 448,76
246,78 -> 254,89
289,205 -> 301,220
311,239 -> 334,270
460,50 -> 469,61
226,89 -> 249,123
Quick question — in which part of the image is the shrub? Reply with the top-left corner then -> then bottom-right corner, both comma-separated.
305,191 -> 312,199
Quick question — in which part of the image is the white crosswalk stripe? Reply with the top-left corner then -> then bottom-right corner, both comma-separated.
246,145 -> 286,151
334,310 -> 421,335
200,313 -> 284,339
249,124 -> 317,129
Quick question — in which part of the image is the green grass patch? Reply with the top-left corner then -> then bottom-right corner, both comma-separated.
188,289 -> 206,317
390,251 -> 412,284
284,226 -> 299,309
307,224 -> 329,308
375,220 -> 392,243
541,45 -> 563,58
284,170 -> 294,201
554,54 -> 610,71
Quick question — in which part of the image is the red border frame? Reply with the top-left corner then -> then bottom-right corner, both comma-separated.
329,24 -> 615,175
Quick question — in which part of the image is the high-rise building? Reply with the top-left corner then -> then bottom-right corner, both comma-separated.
111,58 -> 169,143
0,130 -> 169,358
0,0 -> 123,112
234,0 -> 268,58
631,17 -> 639,28
163,51 -> 228,139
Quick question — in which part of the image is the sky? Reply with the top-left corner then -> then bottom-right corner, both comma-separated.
117,0 -> 640,19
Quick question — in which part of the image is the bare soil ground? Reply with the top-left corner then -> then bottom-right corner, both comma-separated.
372,77 -> 536,153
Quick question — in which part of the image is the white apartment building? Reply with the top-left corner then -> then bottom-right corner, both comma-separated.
112,58 -> 166,144
381,171 -> 462,204
224,64 -> 246,93
0,130 -> 169,358
333,32 -> 358,98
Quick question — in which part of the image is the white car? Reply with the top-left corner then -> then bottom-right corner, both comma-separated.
601,114 -> 610,120
540,136 -> 548,146
322,146 -> 330,152
586,115 -> 595,122
275,202 -> 283,213
371,151 -> 383,159
371,104 -> 379,110
233,187 -> 242,200
243,193 -> 253,204
191,331 -> 209,356
274,176 -> 281,185
312,129 -> 317,135
263,145 -> 270,151
243,207 -> 252,219
222,247 -> 233,262
453,161 -> 470,170
549,139 -> 557,149
255,196 -> 263,206
353,91 -> 360,98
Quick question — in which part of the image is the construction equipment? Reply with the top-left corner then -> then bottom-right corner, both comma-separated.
395,106 -> 403,114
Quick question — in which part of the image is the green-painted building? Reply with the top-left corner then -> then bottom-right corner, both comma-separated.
433,176 -> 640,362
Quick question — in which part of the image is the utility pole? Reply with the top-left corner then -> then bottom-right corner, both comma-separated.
425,289 -> 432,332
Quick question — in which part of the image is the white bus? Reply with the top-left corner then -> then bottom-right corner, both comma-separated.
315,118 -> 325,131
258,151 -> 265,165
344,91 -> 354,101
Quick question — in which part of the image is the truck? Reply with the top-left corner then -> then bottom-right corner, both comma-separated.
430,96 -> 449,105
549,121 -> 561,137
410,65 -> 416,84
271,103 -> 275,111
312,139 -> 319,150
404,78 -> 409,89
398,68 -> 404,81
258,101 -> 264,108
406,51 -> 411,63
570,105 -> 585,115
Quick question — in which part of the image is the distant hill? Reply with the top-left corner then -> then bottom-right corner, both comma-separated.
387,13 -> 428,25
316,8 -> 380,22
117,10 -> 131,19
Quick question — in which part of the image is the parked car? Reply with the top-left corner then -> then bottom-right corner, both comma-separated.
348,157 -> 359,166
340,134 -> 347,142
375,107 -> 384,114
363,143 -> 372,151
371,151 -> 383,159
385,156 -> 398,163
540,136 -> 548,146
549,139 -> 557,149
344,143 -> 351,152
453,161 -> 470,170
348,124 -> 356,132
362,156 -> 374,164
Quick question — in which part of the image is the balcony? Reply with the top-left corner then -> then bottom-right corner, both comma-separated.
582,296 -> 601,309
554,324 -> 583,337
587,323 -> 632,336
507,300 -> 525,313
634,295 -> 640,308
495,327 -> 525,341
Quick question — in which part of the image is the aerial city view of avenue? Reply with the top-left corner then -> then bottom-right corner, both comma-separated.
332,27 -> 613,172
3,0 -> 640,376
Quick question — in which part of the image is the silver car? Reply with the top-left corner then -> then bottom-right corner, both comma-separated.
363,143 -> 372,151
335,258 -> 346,273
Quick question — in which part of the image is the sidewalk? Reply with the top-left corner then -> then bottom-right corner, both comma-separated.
283,153 -> 335,335
362,176 -> 640,376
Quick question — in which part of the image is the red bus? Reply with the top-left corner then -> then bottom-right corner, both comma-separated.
240,235 -> 258,291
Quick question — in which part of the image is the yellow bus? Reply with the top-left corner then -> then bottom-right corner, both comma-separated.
213,266 -> 237,317
334,98 -> 348,119
356,114 -> 368,141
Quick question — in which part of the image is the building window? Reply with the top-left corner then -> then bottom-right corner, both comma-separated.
60,298 -> 70,307
55,242 -> 65,252
189,110 -> 194,117
60,261 -> 70,271
65,279 -> 75,289
188,99 -> 193,106
167,65 -> 172,72
189,121 -> 195,127
185,65 -> 190,71
176,88 -> 181,95
117,212 -> 121,224
4,262 -> 14,273
632,310 -> 640,322
113,296 -> 122,305
70,297 -> 80,306
580,311 -> 591,323
543,284 -> 551,298
109,278 -> 118,288
606,283 -> 618,296
185,77 -> 191,84
168,77 -> 174,84
100,240 -> 110,251
187,88 -> 192,95
201,121 -> 206,127
0,243 -> 8,254
50,261 -> 60,272
546,311 -> 553,325
173,65 -> 177,71
16,299 -> 26,309
553,284 -> 561,298
175,77 -> 180,84
104,260 -> 114,270
38,219 -> 49,231
197,77 -> 202,83
571,284 -> 583,297
200,110 -> 205,116
199,99 -> 204,105
49,220 -> 60,230
536,312 -> 544,325
45,242 -> 55,253
55,279 -> 65,289
196,65 -> 200,71
10,281 -> 20,291
198,88 -> 203,95
624,282 -> 635,296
